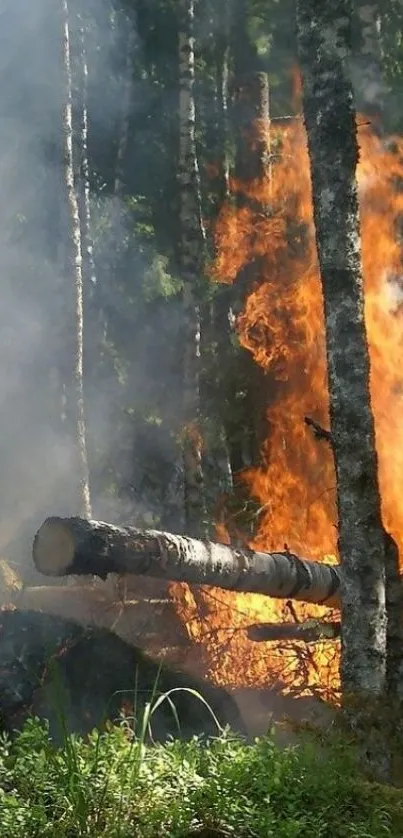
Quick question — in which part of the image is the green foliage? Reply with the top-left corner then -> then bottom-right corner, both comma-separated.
142,254 -> 182,302
0,717 -> 402,837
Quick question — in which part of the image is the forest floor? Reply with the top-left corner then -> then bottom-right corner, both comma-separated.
1,714 -> 403,838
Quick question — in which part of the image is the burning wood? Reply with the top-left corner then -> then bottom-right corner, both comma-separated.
247,619 -> 340,643
33,516 -> 341,607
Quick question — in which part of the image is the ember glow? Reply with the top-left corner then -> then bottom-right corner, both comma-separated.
170,112 -> 403,701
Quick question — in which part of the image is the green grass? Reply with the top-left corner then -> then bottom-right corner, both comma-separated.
1,710 -> 403,838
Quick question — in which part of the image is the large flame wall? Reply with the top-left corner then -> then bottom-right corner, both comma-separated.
170,117 -> 403,701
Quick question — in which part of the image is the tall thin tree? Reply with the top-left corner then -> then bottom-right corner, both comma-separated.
178,0 -> 207,538
76,14 -> 97,289
114,17 -> 136,199
61,0 -> 92,518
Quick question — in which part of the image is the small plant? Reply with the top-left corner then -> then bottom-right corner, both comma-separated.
1,697 -> 403,838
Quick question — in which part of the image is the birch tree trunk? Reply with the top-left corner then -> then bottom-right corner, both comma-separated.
73,9 -> 109,414
214,8 -> 230,205
61,0 -> 92,519
178,0 -> 207,538
76,17 -> 97,289
296,0 -> 387,699
32,516 -> 341,607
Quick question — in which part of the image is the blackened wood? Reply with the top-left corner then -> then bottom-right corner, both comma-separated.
247,619 -> 341,643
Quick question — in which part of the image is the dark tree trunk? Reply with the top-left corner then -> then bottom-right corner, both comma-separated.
231,71 -> 272,465
33,516 -> 341,607
114,18 -> 136,197
213,2 -> 230,205
233,71 -> 270,188
201,0 -> 230,212
297,0 -> 387,699
384,532 -> 403,700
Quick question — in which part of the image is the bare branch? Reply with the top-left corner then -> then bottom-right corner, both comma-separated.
247,619 -> 341,643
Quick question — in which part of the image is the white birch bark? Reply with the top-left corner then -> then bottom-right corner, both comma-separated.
77,18 -> 97,288
61,0 -> 92,519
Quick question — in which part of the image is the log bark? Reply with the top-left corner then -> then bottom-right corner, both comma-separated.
33,516 -> 341,607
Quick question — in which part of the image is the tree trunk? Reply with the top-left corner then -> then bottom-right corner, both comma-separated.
77,18 -> 97,289
33,516 -> 341,607
61,0 -> 92,519
178,0 -> 207,537
214,3 -> 230,205
384,532 -> 403,700
296,0 -> 387,699
114,19 -> 136,197
233,71 -> 270,188
232,71 -> 272,465
202,0 -> 230,211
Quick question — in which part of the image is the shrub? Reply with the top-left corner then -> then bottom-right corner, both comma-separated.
0,713 -> 403,837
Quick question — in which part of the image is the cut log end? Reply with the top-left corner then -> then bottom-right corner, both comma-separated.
33,517 -> 76,576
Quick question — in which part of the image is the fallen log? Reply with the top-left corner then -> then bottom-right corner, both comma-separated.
247,619 -> 341,643
33,517 -> 341,607
0,610 -> 245,740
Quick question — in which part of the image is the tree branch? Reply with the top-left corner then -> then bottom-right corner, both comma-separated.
247,619 -> 341,643
304,416 -> 333,446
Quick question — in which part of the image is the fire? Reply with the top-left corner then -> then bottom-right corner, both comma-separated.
170,112 -> 403,702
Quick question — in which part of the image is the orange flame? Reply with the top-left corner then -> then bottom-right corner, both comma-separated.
171,114 -> 403,702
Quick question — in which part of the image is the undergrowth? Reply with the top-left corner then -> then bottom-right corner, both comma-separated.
1,711 -> 403,838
